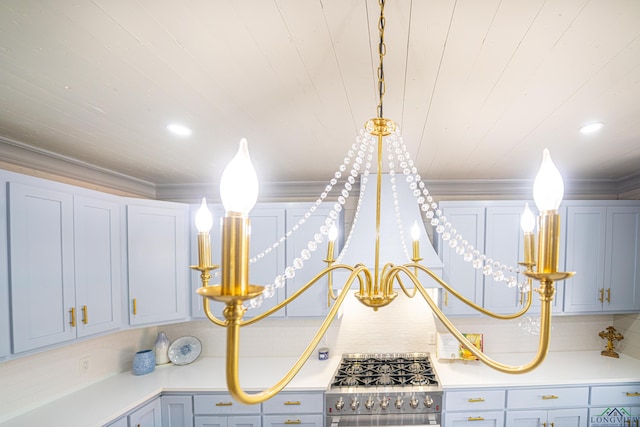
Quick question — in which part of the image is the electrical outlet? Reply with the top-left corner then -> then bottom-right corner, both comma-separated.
79,356 -> 90,375
427,332 -> 436,345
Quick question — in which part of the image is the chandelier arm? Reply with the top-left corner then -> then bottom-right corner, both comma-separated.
224,267 -> 367,404
388,265 -> 553,374
239,264 -> 363,327
202,297 -> 228,327
408,263 -> 536,321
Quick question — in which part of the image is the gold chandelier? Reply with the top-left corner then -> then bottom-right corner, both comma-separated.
192,0 -> 574,405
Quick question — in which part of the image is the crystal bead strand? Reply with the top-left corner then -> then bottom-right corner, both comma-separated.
247,131 -> 376,309
385,136 -> 413,262
388,131 -> 528,291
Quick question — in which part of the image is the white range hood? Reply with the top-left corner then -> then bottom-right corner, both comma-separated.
335,174 -> 443,288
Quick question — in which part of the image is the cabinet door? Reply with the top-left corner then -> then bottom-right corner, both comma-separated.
106,416 -> 128,427
74,195 -> 122,337
484,206 -> 526,314
228,416 -> 262,427
161,395 -> 193,427
195,416 -> 226,427
127,203 -> 189,326
548,408 -> 587,427
129,398 -> 162,427
0,180 -> 10,358
444,411 -> 504,427
504,410 -> 545,427
564,206 -> 607,313
263,414 -> 323,427
8,182 -> 76,352
285,206 -> 339,317
439,206 -> 485,316
604,206 -> 640,312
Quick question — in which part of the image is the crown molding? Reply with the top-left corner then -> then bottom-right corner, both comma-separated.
1,137 -> 638,201
0,136 -> 156,198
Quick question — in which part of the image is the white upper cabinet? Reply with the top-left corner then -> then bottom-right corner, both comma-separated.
439,204 -> 486,316
0,180 -> 11,358
564,202 -> 640,313
126,201 -> 189,326
73,195 -> 123,337
8,182 -> 77,352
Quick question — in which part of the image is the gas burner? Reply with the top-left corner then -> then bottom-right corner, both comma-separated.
329,353 -> 439,389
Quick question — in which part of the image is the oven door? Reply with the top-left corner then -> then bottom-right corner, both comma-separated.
327,413 -> 440,427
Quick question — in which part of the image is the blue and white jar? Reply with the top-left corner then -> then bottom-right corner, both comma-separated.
132,349 -> 156,375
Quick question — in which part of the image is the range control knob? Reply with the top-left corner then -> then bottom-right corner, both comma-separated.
335,397 -> 345,411
350,397 -> 359,411
379,397 -> 390,410
409,395 -> 419,409
395,396 -> 404,409
424,395 -> 434,408
364,396 -> 374,410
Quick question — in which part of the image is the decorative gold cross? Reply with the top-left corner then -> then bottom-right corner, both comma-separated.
598,326 -> 624,358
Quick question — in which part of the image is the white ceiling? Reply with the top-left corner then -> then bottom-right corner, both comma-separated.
1,0 -> 639,198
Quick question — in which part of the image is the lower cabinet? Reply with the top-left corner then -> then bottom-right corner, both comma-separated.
443,388 -> 505,427
590,383 -> 640,427
443,411 -> 504,427
193,393 -> 261,427
162,395 -> 194,427
505,408 -> 588,427
262,392 -> 325,427
130,398 -> 163,427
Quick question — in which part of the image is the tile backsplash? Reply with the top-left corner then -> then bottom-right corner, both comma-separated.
0,294 -> 633,424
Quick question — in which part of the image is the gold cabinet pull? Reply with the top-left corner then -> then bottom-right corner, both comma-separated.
69,307 -> 76,327
284,401 -> 302,405
599,288 -> 605,303
550,423 -> 554,427
215,402 -> 233,406
81,305 -> 88,325
467,417 -> 484,421
284,420 -> 301,425
542,395 -> 558,400
444,290 -> 449,306
606,288 -> 611,303
468,397 -> 485,403
626,392 -> 640,396
132,298 -> 137,315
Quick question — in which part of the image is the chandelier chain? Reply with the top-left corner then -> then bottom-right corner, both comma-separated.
377,0 -> 387,119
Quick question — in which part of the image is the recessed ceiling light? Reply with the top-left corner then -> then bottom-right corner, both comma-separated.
166,123 -> 193,136
579,122 -> 604,134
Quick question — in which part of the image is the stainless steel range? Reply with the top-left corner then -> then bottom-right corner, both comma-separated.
325,353 -> 442,427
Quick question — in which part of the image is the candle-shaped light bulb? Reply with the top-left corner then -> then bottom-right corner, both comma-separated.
328,224 -> 338,242
195,198 -> 213,233
520,203 -> 535,233
411,221 -> 421,241
220,138 -> 259,215
533,149 -> 564,212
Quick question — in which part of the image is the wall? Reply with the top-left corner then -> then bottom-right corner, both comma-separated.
615,313 -> 640,359
0,328 -> 158,423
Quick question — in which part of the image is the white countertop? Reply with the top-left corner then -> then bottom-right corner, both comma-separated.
432,351 -> 640,389
1,351 -> 639,427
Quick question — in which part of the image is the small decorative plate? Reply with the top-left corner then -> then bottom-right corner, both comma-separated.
168,336 -> 202,365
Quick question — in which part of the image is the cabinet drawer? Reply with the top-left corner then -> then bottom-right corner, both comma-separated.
194,394 -> 261,415
263,414 -> 323,427
445,390 -> 505,411
262,392 -> 324,414
443,410 -> 504,427
507,387 -> 589,409
591,384 -> 640,405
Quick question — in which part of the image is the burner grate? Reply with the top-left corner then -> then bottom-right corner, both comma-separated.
331,354 -> 438,388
